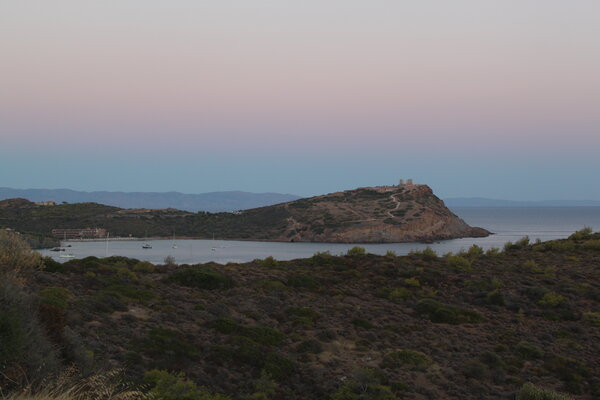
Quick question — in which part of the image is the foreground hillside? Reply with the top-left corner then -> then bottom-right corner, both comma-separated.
3,229 -> 599,399
0,184 -> 488,244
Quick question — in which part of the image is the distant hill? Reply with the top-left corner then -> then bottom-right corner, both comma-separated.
0,187 -> 301,212
0,184 -> 489,243
445,197 -> 600,208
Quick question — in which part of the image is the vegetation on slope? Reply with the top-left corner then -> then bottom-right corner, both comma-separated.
2,228 -> 600,399
0,184 -> 487,245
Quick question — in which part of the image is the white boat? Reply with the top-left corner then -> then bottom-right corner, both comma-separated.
59,254 -> 75,259
142,243 -> 152,249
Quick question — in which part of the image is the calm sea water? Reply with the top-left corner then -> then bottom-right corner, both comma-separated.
40,207 -> 600,264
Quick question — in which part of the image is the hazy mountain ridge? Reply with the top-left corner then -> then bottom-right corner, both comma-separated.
445,197 -> 600,207
0,187 -> 301,212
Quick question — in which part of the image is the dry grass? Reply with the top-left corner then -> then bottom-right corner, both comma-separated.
2,369 -> 145,400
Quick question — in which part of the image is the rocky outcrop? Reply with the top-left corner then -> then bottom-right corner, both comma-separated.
270,184 -> 490,243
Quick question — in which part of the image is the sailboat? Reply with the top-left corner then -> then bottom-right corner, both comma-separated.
211,233 -> 216,251
142,230 -> 152,249
171,232 -> 177,249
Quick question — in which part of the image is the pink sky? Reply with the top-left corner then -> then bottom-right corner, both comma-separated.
0,1 -> 599,198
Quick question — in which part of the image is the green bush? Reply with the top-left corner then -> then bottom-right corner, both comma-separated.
582,312 -> 600,327
582,239 -> 600,251
296,339 -> 323,354
133,261 -> 155,273
504,236 -> 530,251
538,292 -> 566,308
415,299 -> 483,324
445,255 -> 472,271
332,368 -> 399,400
259,256 -> 278,268
467,244 -> 484,258
382,350 -> 432,371
167,268 -> 234,290
144,369 -> 231,400
0,279 -> 60,390
515,341 -> 545,360
352,318 -> 373,329
568,227 -> 593,241
286,274 -> 321,290
386,287 -> 412,303
0,230 -> 43,278
209,319 -> 285,346
486,289 -> 505,306
517,382 -> 572,400
38,286 -> 72,309
134,328 -> 199,370
42,256 -> 65,273
346,246 -> 366,257
408,246 -> 438,260
286,307 -> 319,325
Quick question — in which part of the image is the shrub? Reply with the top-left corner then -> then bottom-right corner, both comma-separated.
382,350 -> 432,371
445,255 -> 472,271
385,250 -> 397,257
259,256 -> 278,268
42,256 -> 65,273
504,236 -> 530,251
568,227 -> 593,241
167,268 -> 234,290
486,247 -> 501,256
467,244 -> 484,258
538,292 -> 566,308
346,246 -> 366,257
515,341 -> 545,359
582,312 -> 600,328
415,299 -> 484,324
144,369 -> 231,400
408,246 -> 438,261
286,274 -> 321,290
0,278 -> 60,391
486,289 -> 505,306
386,287 -> 412,303
163,256 -> 176,267
134,328 -> 199,369
517,382 -> 572,400
463,358 -> 490,380
38,286 -> 72,309
352,318 -> 373,329
296,339 -> 323,354
403,277 -> 420,287
332,368 -> 399,400
286,307 -> 319,325
582,239 -> 600,251
0,230 -> 43,279
209,319 -> 285,346
133,261 -> 156,273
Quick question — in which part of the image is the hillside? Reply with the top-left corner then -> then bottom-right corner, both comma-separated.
4,230 -> 600,399
0,184 -> 488,244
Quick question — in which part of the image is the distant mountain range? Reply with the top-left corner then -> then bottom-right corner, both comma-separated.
2,188 -> 599,211
444,197 -> 600,208
0,187 -> 301,212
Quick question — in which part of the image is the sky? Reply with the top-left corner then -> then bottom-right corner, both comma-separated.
1,1 -> 599,199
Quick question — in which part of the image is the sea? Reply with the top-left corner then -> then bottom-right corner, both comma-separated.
40,207 -> 600,265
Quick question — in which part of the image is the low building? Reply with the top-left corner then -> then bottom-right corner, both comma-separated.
51,228 -> 108,239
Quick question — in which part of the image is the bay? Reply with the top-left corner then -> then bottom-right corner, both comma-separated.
40,207 -> 600,264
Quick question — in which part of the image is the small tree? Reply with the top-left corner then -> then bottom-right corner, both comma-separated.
0,230 -> 43,280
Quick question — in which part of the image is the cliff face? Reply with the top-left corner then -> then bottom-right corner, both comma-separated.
266,184 -> 489,243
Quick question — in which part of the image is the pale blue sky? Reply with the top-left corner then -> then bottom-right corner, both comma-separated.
1,1 -> 599,199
